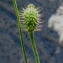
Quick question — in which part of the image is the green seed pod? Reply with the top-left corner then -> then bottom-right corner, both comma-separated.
23,4 -> 39,32
20,4 -> 43,32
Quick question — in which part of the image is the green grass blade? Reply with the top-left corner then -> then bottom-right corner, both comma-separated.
12,0 -> 28,63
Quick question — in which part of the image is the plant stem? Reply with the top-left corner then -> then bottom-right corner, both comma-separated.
29,31 -> 40,63
12,0 -> 28,63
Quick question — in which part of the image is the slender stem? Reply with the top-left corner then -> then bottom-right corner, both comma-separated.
29,31 -> 40,63
12,0 -> 28,63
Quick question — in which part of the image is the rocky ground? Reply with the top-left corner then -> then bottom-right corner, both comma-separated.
0,0 -> 63,63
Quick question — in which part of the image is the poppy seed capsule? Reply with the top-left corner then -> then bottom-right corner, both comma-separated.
24,4 -> 39,32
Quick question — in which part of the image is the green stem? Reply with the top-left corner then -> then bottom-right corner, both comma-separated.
29,31 -> 40,63
12,0 -> 28,63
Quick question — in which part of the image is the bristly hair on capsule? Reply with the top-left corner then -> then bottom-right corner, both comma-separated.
19,4 -> 43,32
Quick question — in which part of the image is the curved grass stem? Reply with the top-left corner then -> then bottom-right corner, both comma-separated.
12,0 -> 28,63
29,31 -> 40,63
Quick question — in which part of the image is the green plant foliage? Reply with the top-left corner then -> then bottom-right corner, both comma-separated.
12,0 -> 28,63
12,1 -> 41,63
23,4 -> 40,63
